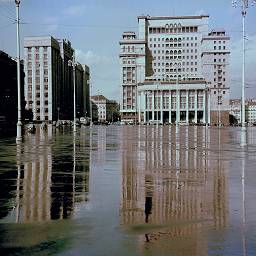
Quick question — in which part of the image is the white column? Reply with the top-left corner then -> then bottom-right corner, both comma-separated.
144,92 -> 147,123
208,90 -> 211,125
152,91 -> 155,121
186,90 -> 189,124
138,92 -> 141,124
160,90 -> 163,124
176,90 -> 180,124
203,90 -> 206,124
194,90 -> 198,124
169,90 -> 172,124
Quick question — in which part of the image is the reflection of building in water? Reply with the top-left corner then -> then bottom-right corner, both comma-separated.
14,128 -> 90,222
120,126 -> 229,252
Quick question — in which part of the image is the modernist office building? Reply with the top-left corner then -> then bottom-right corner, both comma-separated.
0,51 -> 25,124
24,36 -> 90,122
119,15 -> 230,125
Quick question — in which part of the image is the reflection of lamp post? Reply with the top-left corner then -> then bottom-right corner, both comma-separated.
15,141 -> 22,222
15,0 -> 22,142
68,54 -> 77,132
57,107 -> 60,121
218,88 -> 221,127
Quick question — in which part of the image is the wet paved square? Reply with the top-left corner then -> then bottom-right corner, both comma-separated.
0,126 -> 256,255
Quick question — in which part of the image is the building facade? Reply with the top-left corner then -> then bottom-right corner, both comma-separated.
24,36 -> 89,123
230,99 -> 256,125
82,64 -> 90,117
230,99 -> 241,124
119,15 -> 230,125
0,50 -> 25,125
24,36 -> 62,122
91,95 -> 119,122
246,100 -> 256,124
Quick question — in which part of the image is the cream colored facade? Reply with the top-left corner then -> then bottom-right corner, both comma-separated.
119,15 -> 231,125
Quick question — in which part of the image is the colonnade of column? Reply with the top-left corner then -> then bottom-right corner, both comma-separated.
137,89 -> 209,125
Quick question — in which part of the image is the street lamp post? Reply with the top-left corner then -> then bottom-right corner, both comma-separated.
89,80 -> 92,126
68,54 -> 77,132
73,55 -> 76,132
15,0 -> 22,142
232,0 -> 256,127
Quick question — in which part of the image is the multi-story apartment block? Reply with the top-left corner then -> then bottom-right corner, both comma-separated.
119,15 -> 231,125
202,29 -> 231,125
91,95 -> 119,122
82,64 -> 90,117
24,36 -> 62,122
230,99 -> 256,125
57,39 -> 74,120
246,99 -> 256,124
230,99 -> 241,124
24,36 -> 89,123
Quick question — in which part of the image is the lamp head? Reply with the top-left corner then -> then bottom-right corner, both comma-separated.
15,0 -> 21,5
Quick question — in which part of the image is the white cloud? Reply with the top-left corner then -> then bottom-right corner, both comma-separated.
75,49 -> 119,101
75,49 -> 110,65
62,4 -> 87,17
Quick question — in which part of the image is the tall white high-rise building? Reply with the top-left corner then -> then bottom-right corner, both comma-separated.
24,36 -> 63,122
119,15 -> 230,125
24,36 -> 90,123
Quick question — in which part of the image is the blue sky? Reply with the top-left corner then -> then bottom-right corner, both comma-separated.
0,0 -> 255,101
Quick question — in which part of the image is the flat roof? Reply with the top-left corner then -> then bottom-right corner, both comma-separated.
138,15 -> 210,20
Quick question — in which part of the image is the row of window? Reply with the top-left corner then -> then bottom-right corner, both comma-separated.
27,53 -> 48,60
153,61 -> 198,67
151,42 -> 199,48
27,61 -> 48,67
149,36 -> 198,42
214,41 -> 226,44
149,26 -> 198,34
27,76 -> 48,83
213,91 -> 226,95
27,46 -> 48,52
214,46 -> 226,50
163,67 -> 198,73
27,93 -> 48,98
121,46 -> 144,53
214,59 -> 226,63
122,58 -> 136,64
27,69 -> 48,75
151,49 -> 198,55
153,55 -> 198,61
27,82 -> 49,89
